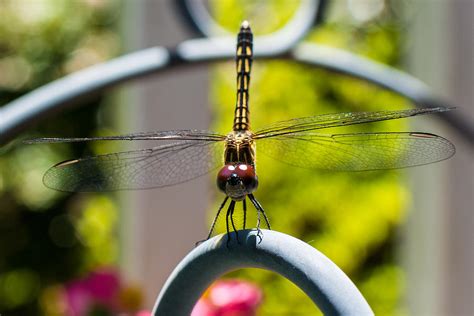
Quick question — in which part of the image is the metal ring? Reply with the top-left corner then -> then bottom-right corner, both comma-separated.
174,0 -> 326,53
152,229 -> 374,316
2,41 -> 472,145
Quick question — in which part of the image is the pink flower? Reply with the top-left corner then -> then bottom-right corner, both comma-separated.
192,280 -> 262,316
192,300 -> 217,316
64,268 -> 121,316
65,281 -> 91,316
83,268 -> 120,305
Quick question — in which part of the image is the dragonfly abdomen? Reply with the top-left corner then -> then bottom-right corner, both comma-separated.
233,21 -> 253,132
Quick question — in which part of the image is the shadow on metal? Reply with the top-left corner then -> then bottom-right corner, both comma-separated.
152,229 -> 374,316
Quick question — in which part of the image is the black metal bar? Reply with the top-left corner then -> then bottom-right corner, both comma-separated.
2,40 -> 472,145
173,0 -> 325,41
0,47 -> 171,143
291,43 -> 474,145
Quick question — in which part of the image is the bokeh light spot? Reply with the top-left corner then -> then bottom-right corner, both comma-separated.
0,269 -> 40,309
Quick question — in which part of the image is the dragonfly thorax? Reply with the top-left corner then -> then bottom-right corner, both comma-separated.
217,164 -> 258,200
224,130 -> 255,165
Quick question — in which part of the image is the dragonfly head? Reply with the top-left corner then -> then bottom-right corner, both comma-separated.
217,164 -> 258,200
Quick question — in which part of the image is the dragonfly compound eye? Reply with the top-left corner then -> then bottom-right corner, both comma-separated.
234,164 -> 258,192
216,164 -> 258,194
217,164 -> 236,192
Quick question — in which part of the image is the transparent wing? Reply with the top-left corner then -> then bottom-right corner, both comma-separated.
43,140 -> 225,192
254,107 -> 451,138
257,132 -> 455,171
24,130 -> 226,143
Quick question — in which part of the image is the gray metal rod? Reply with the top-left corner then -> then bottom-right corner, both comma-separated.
0,47 -> 170,143
176,0 -> 320,49
292,44 -> 474,144
1,40 -> 472,145
152,229 -> 373,316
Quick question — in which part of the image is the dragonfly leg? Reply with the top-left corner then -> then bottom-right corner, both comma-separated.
229,200 -> 241,244
226,200 -> 236,247
261,208 -> 271,230
256,208 -> 263,242
196,196 -> 229,247
249,193 -> 271,229
248,194 -> 271,242
242,198 -> 247,230
248,194 -> 262,241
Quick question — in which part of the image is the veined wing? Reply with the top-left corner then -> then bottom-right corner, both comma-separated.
257,132 -> 455,171
43,140 -> 225,192
24,129 -> 226,143
254,107 -> 451,138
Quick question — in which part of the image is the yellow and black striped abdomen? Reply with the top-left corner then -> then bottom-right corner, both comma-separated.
233,21 -> 253,131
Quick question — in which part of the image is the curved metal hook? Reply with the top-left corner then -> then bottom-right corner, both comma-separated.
292,44 -> 474,143
174,0 -> 325,39
152,229 -> 373,316
0,47 -> 170,143
176,0 -> 322,59
1,40 -> 472,145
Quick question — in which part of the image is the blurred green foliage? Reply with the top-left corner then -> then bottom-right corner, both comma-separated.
0,0 -> 422,315
0,1 -> 120,314
210,1 -> 410,315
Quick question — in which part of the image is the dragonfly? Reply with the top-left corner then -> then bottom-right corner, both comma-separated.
27,21 -> 455,242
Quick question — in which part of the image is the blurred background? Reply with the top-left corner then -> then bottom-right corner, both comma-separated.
0,0 -> 472,315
